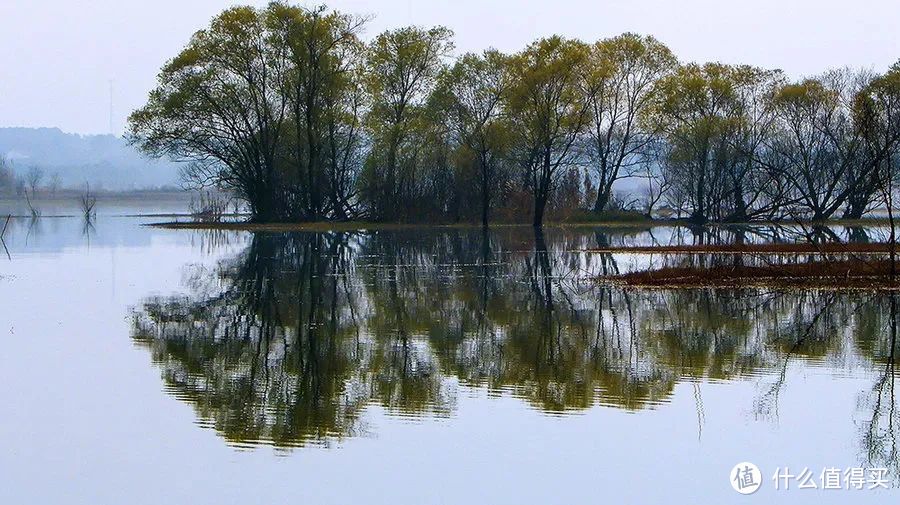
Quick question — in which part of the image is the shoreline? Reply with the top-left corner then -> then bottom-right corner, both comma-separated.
145,217 -> 900,232
145,219 -> 659,232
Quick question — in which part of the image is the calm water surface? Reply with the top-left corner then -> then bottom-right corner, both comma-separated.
0,213 -> 898,504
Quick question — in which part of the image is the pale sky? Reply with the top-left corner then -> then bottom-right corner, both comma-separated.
1,0 -> 898,135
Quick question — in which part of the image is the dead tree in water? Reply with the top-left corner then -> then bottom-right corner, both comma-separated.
80,184 -> 97,220
0,214 -> 10,260
190,191 -> 231,223
23,190 -> 40,218
885,178 -> 897,280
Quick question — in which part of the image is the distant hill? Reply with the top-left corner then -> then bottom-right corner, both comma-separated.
0,127 -> 182,190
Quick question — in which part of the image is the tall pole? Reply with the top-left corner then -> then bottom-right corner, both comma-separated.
108,79 -> 114,136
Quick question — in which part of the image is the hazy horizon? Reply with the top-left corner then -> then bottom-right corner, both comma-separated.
1,0 -> 898,135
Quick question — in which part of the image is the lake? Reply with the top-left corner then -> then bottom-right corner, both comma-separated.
0,212 -> 897,504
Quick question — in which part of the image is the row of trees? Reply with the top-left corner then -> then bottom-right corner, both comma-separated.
129,2 -> 900,225
653,65 -> 900,223
0,157 -> 61,197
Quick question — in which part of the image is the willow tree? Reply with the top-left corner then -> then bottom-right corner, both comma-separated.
650,63 -> 744,224
507,36 -> 591,227
435,50 -> 511,226
362,26 -> 454,221
128,6 -> 289,221
265,3 -> 368,220
852,63 -> 900,219
767,71 -> 863,221
722,65 -> 785,221
584,33 -> 676,213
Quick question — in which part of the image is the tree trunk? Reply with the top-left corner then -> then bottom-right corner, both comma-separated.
688,209 -> 707,226
480,163 -> 490,227
842,198 -> 867,220
384,131 -> 400,221
533,191 -> 547,227
481,188 -> 490,227
592,183 -> 611,213
533,152 -> 551,227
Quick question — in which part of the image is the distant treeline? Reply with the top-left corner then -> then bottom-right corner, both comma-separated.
129,3 -> 900,225
0,128 -> 182,191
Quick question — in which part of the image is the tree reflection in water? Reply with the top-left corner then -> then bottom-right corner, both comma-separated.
132,227 -> 900,475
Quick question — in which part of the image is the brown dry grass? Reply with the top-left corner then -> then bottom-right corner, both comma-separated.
606,258 -> 900,290
590,243 -> 900,255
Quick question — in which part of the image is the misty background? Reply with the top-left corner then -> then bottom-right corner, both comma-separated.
0,128 -> 180,190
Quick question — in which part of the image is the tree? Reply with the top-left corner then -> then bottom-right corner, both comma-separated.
413,97 -> 458,220
48,172 -> 62,197
721,66 -> 785,221
129,6 -> 289,221
583,33 -> 676,213
435,50 -> 511,226
362,26 -> 454,221
766,70 -> 864,221
265,3 -> 368,220
0,156 -> 14,195
853,62 -> 900,219
650,63 -> 743,224
506,36 -> 591,227
321,66 -> 367,220
639,139 -> 674,218
26,166 -> 44,196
